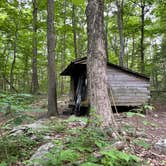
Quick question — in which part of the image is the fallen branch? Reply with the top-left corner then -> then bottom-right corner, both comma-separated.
2,75 -> 18,93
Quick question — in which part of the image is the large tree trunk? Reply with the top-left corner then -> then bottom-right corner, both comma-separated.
86,0 -> 115,127
140,0 -> 145,73
32,0 -> 39,94
47,0 -> 58,116
10,24 -> 18,93
116,0 -> 125,67
104,3 -> 109,61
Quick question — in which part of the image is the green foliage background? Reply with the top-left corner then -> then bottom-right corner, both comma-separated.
0,0 -> 165,95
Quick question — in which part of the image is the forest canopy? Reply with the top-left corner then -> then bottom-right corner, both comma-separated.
0,0 -> 165,94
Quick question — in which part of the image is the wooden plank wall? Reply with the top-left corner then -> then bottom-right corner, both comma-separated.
107,67 -> 150,106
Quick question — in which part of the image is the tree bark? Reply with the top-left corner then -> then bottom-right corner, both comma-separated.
110,34 -> 119,57
72,4 -> 78,58
47,0 -> 58,116
86,0 -> 115,127
61,0 -> 67,95
130,35 -> 135,69
116,0 -> 125,67
23,53 -> 29,92
0,45 -> 7,91
3,45 -> 9,91
140,0 -> 145,73
32,0 -> 39,94
104,4 -> 109,61
10,23 -> 18,93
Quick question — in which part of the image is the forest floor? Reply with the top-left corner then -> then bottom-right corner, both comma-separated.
0,94 -> 166,165
115,103 -> 166,165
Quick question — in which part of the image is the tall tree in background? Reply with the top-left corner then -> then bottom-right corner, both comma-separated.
47,0 -> 58,116
131,0 -> 153,73
60,0 -> 67,95
32,0 -> 39,94
72,3 -> 78,58
115,0 -> 125,66
86,0 -> 115,127
10,22 -> 18,92
140,0 -> 145,73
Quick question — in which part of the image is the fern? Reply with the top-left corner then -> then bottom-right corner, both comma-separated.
101,149 -> 141,166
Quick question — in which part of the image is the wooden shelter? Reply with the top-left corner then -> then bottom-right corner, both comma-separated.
61,57 -> 150,115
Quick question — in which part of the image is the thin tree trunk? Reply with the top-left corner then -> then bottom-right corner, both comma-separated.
110,34 -> 119,57
140,0 -> 145,73
86,0 -> 115,127
61,0 -> 67,95
23,54 -> 29,92
0,77 -> 3,90
0,45 -> 7,91
125,37 -> 128,68
3,75 -> 18,93
47,0 -> 58,116
10,24 -> 18,93
116,0 -> 125,67
3,78 -> 6,91
154,71 -> 158,91
77,21 -> 83,57
32,0 -> 39,94
3,46 -> 10,91
130,35 -> 135,69
72,4 -> 77,58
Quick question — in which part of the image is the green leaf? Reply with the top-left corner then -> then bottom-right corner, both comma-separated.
80,162 -> 101,166
126,112 -> 145,118
133,139 -> 151,149
72,0 -> 84,6
0,161 -> 7,166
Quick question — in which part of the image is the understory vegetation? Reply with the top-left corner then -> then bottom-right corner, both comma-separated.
1,93 -> 165,166
26,127 -> 141,166
0,118 -> 142,165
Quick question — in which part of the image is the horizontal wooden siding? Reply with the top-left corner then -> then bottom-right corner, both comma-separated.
107,67 -> 150,106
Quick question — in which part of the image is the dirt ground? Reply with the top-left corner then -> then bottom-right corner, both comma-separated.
115,102 -> 166,166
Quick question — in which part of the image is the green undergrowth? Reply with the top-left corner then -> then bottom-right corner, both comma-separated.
0,92 -> 46,113
0,93 -> 46,128
0,116 -> 144,166
0,123 -> 53,165
0,114 -> 145,166
0,98 -> 147,166
0,133 -> 43,165
27,120 -> 142,166
132,139 -> 151,150
0,93 -> 34,109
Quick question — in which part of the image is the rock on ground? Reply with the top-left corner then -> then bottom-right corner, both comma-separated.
9,119 -> 46,136
155,139 -> 166,154
28,142 -> 54,166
